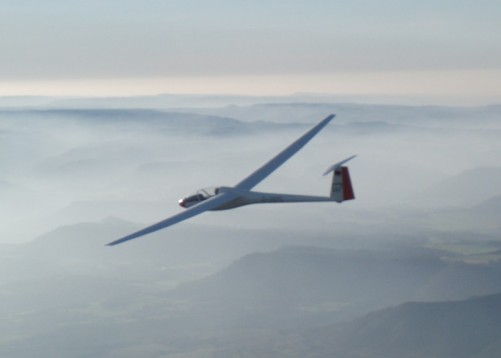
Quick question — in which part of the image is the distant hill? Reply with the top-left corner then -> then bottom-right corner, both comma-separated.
474,195 -> 501,213
174,246 -> 501,323
0,108 -> 257,136
417,166 -> 501,207
421,194 -> 501,234
2,236 -> 501,356
5,96 -> 499,130
299,292 -> 501,358
178,102 -> 501,129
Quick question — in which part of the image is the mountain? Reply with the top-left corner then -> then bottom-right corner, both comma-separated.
1,236 -> 501,356
474,195 -> 501,213
420,195 -> 501,234
417,167 -> 501,207
177,102 -> 501,129
298,292 -> 501,358
0,108 -> 257,136
174,246 -> 501,323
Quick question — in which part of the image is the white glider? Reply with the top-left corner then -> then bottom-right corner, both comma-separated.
107,114 -> 355,246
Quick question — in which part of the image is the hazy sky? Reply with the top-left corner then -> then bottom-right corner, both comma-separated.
1,0 -> 500,101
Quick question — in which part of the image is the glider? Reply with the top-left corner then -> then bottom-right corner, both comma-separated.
107,114 -> 355,246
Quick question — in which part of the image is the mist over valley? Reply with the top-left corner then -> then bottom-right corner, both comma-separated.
1,98 -> 501,356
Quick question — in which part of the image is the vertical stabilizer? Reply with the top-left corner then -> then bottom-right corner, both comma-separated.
330,166 -> 355,202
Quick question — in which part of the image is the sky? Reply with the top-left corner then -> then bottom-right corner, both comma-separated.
1,0 -> 500,103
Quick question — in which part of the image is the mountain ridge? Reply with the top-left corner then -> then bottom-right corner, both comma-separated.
298,292 -> 501,358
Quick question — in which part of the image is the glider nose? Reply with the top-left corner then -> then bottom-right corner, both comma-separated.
178,198 -> 186,208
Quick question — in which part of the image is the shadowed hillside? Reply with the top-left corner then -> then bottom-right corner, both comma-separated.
295,292 -> 501,358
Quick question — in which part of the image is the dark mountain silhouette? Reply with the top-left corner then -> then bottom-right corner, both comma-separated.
174,246 -> 501,324
299,292 -> 501,358
2,231 -> 501,356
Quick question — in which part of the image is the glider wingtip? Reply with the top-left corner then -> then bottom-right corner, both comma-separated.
315,114 -> 335,130
106,236 -> 130,246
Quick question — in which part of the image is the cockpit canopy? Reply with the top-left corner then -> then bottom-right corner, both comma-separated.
178,187 -> 220,208
196,187 -> 219,198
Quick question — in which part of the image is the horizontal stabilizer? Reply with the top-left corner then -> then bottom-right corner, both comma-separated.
322,155 -> 357,176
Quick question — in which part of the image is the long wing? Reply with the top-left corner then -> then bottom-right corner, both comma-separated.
106,192 -> 236,246
234,114 -> 335,190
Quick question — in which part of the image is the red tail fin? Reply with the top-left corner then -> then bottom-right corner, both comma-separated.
330,166 -> 355,202
341,167 -> 355,201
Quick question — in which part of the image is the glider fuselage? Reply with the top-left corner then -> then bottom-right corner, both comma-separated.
178,186 -> 335,211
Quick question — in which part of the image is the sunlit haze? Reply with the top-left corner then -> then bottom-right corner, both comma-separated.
1,0 -> 499,104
